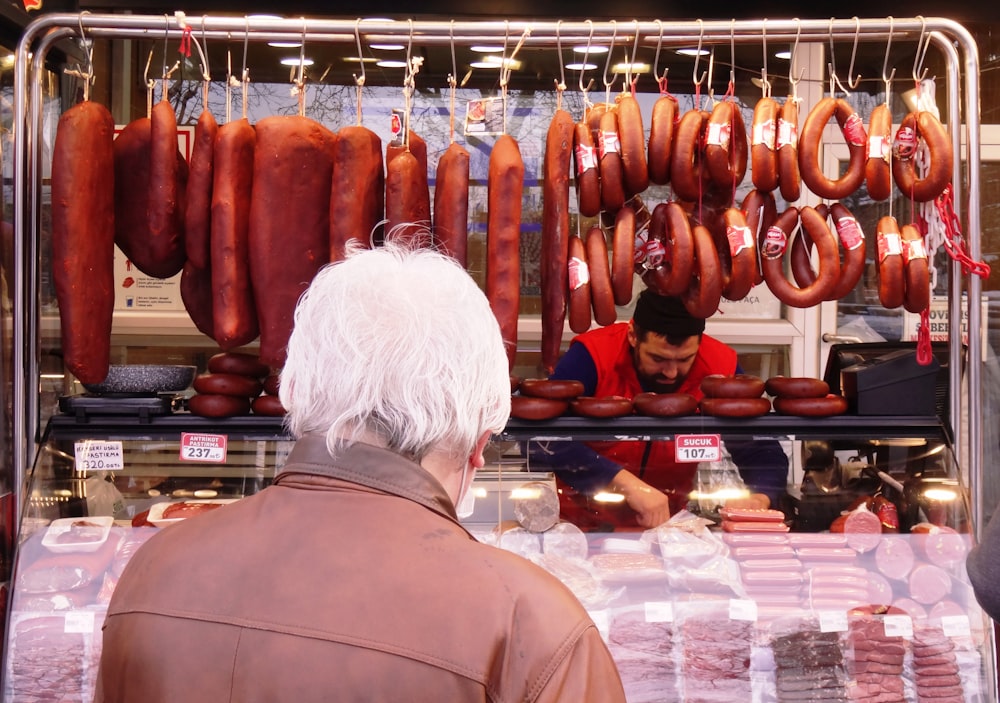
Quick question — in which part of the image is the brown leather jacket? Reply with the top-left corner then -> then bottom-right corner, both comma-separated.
94,434 -> 626,702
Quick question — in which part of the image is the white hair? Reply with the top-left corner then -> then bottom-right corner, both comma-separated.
279,240 -> 511,462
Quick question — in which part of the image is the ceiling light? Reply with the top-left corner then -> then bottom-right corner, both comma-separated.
676,48 -> 710,57
342,56 -> 379,63
566,62 -> 598,71
470,45 -> 504,53
376,59 -> 408,68
774,50 -> 792,60
268,41 -> 302,48
469,61 -> 501,70
370,43 -> 404,51
573,45 -> 609,55
280,57 -> 314,67
612,62 -> 650,74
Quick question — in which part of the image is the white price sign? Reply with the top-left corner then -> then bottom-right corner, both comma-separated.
74,440 -> 124,471
675,434 -> 721,463
179,433 -> 228,464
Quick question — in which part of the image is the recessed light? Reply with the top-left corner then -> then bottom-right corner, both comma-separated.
370,43 -> 405,51
573,45 -> 609,55
612,62 -> 650,74
470,45 -> 504,53
676,48 -> 710,57
280,57 -> 314,67
470,61 -> 501,70
566,62 -> 598,71
268,41 -> 302,48
376,59 -> 408,68
343,56 -> 379,63
774,50 -> 792,60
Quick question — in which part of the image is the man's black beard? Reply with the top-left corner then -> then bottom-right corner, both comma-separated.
633,346 -> 681,394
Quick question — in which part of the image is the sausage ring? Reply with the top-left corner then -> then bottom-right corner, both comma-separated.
573,120 -> 602,217
761,206 -> 841,308
641,202 -> 695,297
611,207 -> 636,306
701,374 -> 766,399
717,207 -> 757,301
865,103 -> 893,201
773,394 -> 849,417
193,373 -> 264,398
511,395 -> 568,421
764,376 -> 830,399
207,352 -> 270,378
750,96 -> 780,193
647,93 -> 679,185
616,93 -> 649,197
876,215 -> 905,309
263,373 -> 281,396
891,111 -> 953,203
567,235 -> 593,334
188,393 -> 252,418
251,394 -> 287,416
789,202 -> 866,301
518,379 -> 585,400
741,189 -> 777,287
705,100 -> 749,191
570,395 -> 634,418
633,392 -> 698,417
901,223 -> 931,313
670,109 -> 711,202
699,397 -> 772,418
682,223 -> 723,318
798,97 -> 867,200
585,224 -> 617,326
598,108 -> 626,213
777,96 -> 802,203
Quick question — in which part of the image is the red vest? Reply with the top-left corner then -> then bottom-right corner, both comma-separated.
559,323 -> 738,530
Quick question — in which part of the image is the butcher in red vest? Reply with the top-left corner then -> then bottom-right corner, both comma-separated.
528,289 -> 788,531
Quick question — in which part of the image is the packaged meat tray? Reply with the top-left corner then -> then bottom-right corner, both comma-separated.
41,517 -> 114,554
147,499 -> 238,527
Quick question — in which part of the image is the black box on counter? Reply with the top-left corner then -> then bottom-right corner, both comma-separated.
839,348 -> 940,416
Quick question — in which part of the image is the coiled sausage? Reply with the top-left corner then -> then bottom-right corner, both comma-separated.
741,189 -> 777,287
866,103 -> 893,201
585,225 -> 617,326
777,97 -> 801,202
573,120 -> 602,217
511,395 -> 568,420
518,379 -> 585,400
647,93 -> 679,185
700,397 -> 772,417
798,97 -> 867,200
892,111 -> 953,203
751,96 -> 780,193
705,100 -> 748,192
764,376 -> 830,398
616,93 -> 649,197
567,235 -> 592,334
717,207 -> 756,301
761,206 -> 840,308
701,374 -> 766,399
901,223 -> 931,313
611,207 -> 636,305
682,223 -> 723,318
773,394 -> 848,417
598,108 -> 626,213
789,202 -> 866,301
670,109 -> 710,202
876,216 -> 905,309
633,392 -> 698,417
642,202 -> 694,297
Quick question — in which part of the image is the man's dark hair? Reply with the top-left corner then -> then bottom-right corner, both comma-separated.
631,289 -> 707,343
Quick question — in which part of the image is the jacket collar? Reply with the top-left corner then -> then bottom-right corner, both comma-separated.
275,433 -> 461,521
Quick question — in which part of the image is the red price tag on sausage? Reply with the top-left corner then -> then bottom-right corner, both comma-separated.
179,433 -> 228,464
675,434 -> 721,463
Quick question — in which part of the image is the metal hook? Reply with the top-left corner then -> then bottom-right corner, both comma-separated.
242,15 -> 250,84
881,16 -> 896,104
913,15 -> 931,83
601,19 -> 618,94
162,14 -> 170,82
554,19 -> 566,94
788,18 -> 805,93
728,18 -> 736,88
578,19 -> 595,96
624,19 -> 640,90
652,19 -> 667,84
758,18 -> 771,97
352,18 -> 366,88
692,19 -> 707,89
846,16 -> 862,89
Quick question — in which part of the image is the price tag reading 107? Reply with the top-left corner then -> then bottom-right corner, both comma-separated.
674,434 -> 722,463
179,433 -> 228,464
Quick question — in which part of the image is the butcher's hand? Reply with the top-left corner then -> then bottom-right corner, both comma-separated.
609,469 -> 672,528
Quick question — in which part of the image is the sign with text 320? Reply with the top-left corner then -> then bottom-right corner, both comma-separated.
675,434 -> 721,463
179,433 -> 228,464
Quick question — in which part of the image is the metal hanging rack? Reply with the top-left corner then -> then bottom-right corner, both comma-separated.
9,14 -> 983,536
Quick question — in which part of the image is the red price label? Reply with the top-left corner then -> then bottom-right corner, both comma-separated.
179,433 -> 228,464
674,434 -> 721,463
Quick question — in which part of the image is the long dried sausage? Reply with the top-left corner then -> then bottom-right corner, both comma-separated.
901,223 -> 931,313
892,111 -> 953,202
647,93 -> 679,185
573,120 -> 602,217
670,109 -> 710,202
486,134 -> 524,372
741,189 -> 777,286
705,100 -> 748,191
866,103 -> 893,201
642,202 -> 695,296
761,206 -> 840,307
616,93 -> 649,197
331,125 -> 384,258
51,101 -> 116,384
798,97 -> 867,200
611,206 -> 636,306
113,117 -> 151,269
876,215 -> 905,309
567,235 -> 592,334
385,149 -> 432,247
682,223 -> 723,318
249,115 -> 337,368
540,109 -> 575,373
180,261 -> 214,338
751,96 -> 780,193
184,109 -> 217,269
585,225 -> 616,326
777,96 -> 801,202
717,207 -> 756,301
432,140 -> 470,266
146,99 -> 186,278
211,118 -> 258,350
598,108 -> 626,213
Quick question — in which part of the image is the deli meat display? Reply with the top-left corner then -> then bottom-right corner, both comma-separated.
3,13 -> 994,703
